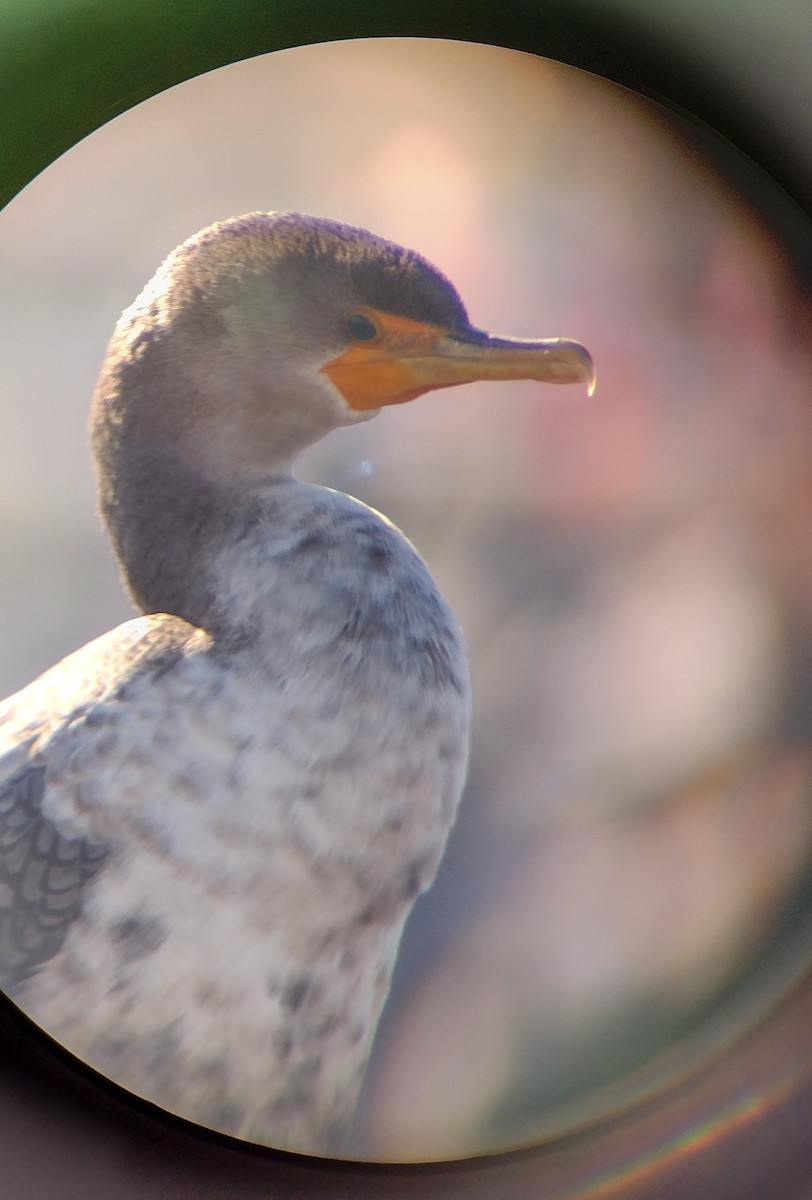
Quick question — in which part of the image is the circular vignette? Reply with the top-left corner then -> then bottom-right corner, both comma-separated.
2,966 -> 812,1197
2,0 -> 810,216
2,5 -> 812,1200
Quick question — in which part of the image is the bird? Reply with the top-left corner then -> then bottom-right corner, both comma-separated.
0,212 -> 593,1155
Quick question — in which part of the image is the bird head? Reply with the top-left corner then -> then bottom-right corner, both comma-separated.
93,212 -> 594,484
90,212 -> 594,624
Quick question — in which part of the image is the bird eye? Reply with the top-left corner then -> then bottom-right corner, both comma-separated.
347,312 -> 379,341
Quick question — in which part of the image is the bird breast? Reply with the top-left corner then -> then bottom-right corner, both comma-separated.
44,477 -> 471,942
13,478 -> 471,1151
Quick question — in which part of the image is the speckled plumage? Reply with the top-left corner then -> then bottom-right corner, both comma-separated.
0,212 -> 592,1155
1,491 -> 468,1150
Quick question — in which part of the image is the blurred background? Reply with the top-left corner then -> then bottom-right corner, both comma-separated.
1,38 -> 812,1162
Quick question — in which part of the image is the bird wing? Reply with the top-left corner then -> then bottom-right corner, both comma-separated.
0,613 -> 210,992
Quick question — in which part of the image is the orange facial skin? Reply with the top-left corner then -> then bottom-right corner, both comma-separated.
321,308 -> 595,411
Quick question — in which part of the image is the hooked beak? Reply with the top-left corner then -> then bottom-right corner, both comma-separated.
321,311 -> 595,410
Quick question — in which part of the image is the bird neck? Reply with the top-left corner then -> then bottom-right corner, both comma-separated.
95,427 -> 283,638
